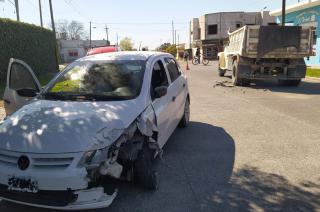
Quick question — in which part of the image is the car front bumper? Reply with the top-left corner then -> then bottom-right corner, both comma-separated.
0,186 -> 117,210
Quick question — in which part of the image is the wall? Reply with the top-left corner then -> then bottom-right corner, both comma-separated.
276,5 -> 320,66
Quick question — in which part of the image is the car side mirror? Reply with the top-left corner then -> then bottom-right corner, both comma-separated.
154,86 -> 168,98
16,88 -> 38,97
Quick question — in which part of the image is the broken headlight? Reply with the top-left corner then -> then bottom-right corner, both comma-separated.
78,147 -> 109,168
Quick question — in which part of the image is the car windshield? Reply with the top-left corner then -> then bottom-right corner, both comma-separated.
43,60 -> 146,101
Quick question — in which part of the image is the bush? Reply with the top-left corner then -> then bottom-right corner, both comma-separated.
0,18 -> 58,84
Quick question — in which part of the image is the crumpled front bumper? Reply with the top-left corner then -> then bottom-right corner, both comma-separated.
0,187 -> 117,210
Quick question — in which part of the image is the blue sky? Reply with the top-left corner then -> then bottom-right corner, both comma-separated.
0,0 -> 299,49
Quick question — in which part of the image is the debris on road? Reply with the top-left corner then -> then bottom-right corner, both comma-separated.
213,80 -> 234,88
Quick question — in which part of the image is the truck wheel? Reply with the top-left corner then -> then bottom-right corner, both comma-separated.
134,146 -> 158,190
232,61 -> 250,86
219,68 -> 226,77
179,97 -> 190,128
279,79 -> 301,86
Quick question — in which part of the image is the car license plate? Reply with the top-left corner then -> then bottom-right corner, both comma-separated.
7,176 -> 38,193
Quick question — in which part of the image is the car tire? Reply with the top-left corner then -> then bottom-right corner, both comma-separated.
279,79 -> 301,86
134,145 -> 158,190
179,97 -> 190,128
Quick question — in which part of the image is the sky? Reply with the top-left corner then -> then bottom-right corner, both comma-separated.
0,0 -> 300,49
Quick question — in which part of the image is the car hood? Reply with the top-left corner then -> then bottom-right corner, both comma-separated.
0,100 -> 145,153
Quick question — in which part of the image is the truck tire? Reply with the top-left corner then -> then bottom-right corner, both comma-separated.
134,145 -> 158,190
232,61 -> 250,86
218,64 -> 226,77
279,79 -> 301,86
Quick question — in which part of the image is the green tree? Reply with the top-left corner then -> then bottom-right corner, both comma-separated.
120,37 -> 134,51
156,43 -> 171,52
165,45 -> 177,56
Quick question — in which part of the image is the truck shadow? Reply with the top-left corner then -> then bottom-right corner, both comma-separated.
250,80 -> 320,95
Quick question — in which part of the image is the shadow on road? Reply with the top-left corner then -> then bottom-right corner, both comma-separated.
250,80 -> 320,95
1,122 -> 319,211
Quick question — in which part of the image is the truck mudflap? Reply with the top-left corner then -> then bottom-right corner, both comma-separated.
0,187 -> 117,210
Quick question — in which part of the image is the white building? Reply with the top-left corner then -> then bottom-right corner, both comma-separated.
187,11 -> 276,59
59,40 -> 109,63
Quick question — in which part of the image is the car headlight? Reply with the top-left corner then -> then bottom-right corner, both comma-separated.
78,147 -> 110,168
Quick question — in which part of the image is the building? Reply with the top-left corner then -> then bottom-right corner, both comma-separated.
187,11 -> 275,59
270,0 -> 320,66
59,40 -> 109,63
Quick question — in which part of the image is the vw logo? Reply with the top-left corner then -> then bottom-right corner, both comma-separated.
17,155 -> 30,171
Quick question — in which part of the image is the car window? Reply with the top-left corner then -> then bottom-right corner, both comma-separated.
164,58 -> 181,82
151,60 -> 169,100
9,63 -> 39,91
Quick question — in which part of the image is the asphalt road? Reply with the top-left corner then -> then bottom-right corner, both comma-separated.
1,61 -> 320,211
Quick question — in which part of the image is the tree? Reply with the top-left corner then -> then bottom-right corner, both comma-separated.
56,20 -> 87,40
165,45 -> 177,56
156,43 -> 171,52
120,37 -> 134,51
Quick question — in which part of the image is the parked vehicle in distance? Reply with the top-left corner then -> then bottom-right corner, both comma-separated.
0,52 -> 190,210
218,25 -> 313,86
87,45 -> 121,56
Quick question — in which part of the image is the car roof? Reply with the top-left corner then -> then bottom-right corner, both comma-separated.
79,51 -> 173,62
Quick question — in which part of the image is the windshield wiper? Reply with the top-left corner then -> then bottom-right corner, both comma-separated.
41,92 -> 70,100
41,92 -> 132,101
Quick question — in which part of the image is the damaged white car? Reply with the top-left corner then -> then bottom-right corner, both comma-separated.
0,52 -> 190,210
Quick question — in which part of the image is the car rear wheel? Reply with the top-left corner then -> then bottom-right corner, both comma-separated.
133,146 -> 158,190
179,97 -> 190,128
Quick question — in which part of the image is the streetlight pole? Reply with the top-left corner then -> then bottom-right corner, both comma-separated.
282,0 -> 286,26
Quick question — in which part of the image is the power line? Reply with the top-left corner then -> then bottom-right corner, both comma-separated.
63,0 -> 89,21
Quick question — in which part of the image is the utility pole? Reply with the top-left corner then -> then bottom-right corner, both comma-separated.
282,0 -> 286,26
49,0 -> 56,37
105,25 -> 109,45
14,0 -> 19,21
174,30 -> 177,46
116,33 -> 119,46
89,21 -> 92,48
172,20 -> 174,45
39,0 -> 43,27
189,20 -> 192,49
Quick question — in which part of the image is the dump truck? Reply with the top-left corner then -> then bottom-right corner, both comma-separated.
218,25 -> 314,86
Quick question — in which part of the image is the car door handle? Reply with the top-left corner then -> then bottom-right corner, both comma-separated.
3,99 -> 10,104
172,96 -> 176,102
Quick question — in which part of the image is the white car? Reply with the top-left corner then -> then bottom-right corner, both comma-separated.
0,52 -> 190,210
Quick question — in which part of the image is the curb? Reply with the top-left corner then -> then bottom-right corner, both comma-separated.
305,76 -> 320,81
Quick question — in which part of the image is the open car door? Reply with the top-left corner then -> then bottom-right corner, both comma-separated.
3,58 -> 41,116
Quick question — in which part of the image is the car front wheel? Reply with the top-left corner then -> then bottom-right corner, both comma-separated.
179,97 -> 190,128
133,146 -> 158,190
